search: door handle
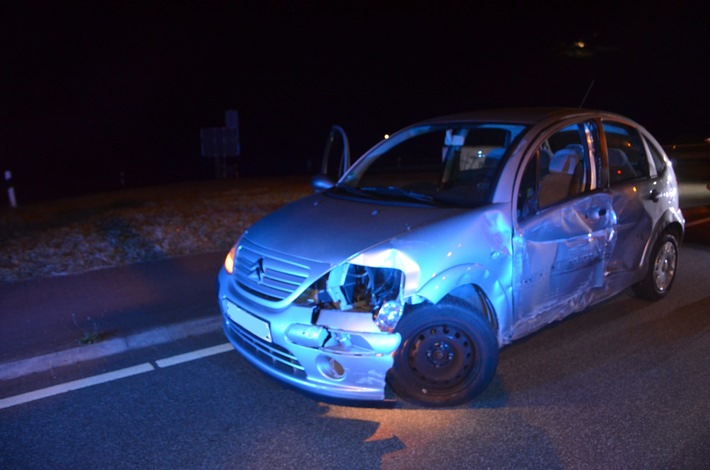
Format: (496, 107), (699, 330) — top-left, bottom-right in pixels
(648, 189), (660, 203)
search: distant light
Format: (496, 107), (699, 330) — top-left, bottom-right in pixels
(384, 134), (390, 139)
(575, 41), (586, 48)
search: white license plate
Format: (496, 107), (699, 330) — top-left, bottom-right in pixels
(225, 302), (272, 343)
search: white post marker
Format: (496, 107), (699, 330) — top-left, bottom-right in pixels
(5, 170), (17, 208)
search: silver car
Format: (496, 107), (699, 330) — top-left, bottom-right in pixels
(216, 108), (684, 406)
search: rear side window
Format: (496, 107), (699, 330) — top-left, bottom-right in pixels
(644, 136), (667, 175)
(602, 121), (650, 183)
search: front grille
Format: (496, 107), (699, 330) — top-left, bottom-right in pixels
(226, 317), (306, 379)
(234, 240), (310, 302)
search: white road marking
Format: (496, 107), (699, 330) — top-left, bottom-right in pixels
(0, 363), (154, 410)
(155, 343), (233, 368)
(0, 316), (222, 381)
(0, 343), (235, 410)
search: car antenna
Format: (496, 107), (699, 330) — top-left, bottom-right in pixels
(578, 80), (595, 108)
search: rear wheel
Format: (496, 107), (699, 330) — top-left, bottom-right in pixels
(633, 232), (679, 300)
(388, 300), (498, 406)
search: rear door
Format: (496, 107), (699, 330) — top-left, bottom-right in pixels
(602, 120), (663, 280)
(512, 119), (616, 339)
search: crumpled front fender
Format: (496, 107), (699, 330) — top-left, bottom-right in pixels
(416, 263), (512, 346)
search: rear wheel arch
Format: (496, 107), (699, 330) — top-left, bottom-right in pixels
(655, 209), (684, 246)
(638, 215), (683, 275)
(664, 220), (684, 244)
(633, 228), (680, 300)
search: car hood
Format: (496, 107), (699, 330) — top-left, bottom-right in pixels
(242, 193), (463, 265)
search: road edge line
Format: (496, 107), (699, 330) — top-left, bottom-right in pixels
(0, 363), (155, 410)
(0, 316), (222, 381)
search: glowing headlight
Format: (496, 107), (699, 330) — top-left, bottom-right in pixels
(224, 246), (236, 274)
(374, 300), (404, 333)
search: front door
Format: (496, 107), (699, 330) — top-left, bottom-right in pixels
(512, 120), (616, 339)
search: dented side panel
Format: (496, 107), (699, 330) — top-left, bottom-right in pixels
(512, 192), (616, 340)
(412, 206), (514, 345)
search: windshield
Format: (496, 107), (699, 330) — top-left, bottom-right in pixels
(335, 123), (527, 207)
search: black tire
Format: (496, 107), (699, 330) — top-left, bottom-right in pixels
(387, 300), (498, 406)
(633, 232), (679, 301)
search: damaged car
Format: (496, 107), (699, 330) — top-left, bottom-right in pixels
(216, 108), (684, 406)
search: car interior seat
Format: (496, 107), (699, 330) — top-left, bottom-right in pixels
(538, 145), (583, 207)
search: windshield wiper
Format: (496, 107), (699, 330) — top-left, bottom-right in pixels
(331, 184), (376, 199)
(360, 186), (435, 204)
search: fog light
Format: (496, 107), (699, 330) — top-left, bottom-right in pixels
(316, 355), (346, 380)
(375, 300), (403, 333)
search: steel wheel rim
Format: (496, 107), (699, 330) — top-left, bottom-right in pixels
(653, 240), (677, 292)
(406, 324), (475, 389)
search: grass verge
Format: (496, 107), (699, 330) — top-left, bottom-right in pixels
(0, 176), (311, 282)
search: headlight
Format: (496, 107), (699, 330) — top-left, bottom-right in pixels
(224, 246), (236, 274)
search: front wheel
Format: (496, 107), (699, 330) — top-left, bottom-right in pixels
(633, 232), (679, 301)
(387, 301), (498, 406)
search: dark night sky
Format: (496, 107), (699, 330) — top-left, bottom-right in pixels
(1, 1), (708, 202)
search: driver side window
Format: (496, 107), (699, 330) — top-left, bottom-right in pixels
(518, 123), (592, 220)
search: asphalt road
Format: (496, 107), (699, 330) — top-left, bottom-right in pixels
(1, 243), (708, 468)
(1, 178), (708, 469)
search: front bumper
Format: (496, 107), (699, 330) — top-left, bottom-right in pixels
(218, 297), (401, 402)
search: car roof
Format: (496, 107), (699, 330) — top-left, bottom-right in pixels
(415, 107), (629, 127)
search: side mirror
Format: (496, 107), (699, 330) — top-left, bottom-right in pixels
(311, 174), (336, 192)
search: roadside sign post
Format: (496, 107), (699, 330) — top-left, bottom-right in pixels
(4, 170), (17, 208)
(201, 110), (240, 179)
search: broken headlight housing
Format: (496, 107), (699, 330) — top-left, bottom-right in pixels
(296, 263), (405, 333)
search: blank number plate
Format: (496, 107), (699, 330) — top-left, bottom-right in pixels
(225, 302), (272, 343)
